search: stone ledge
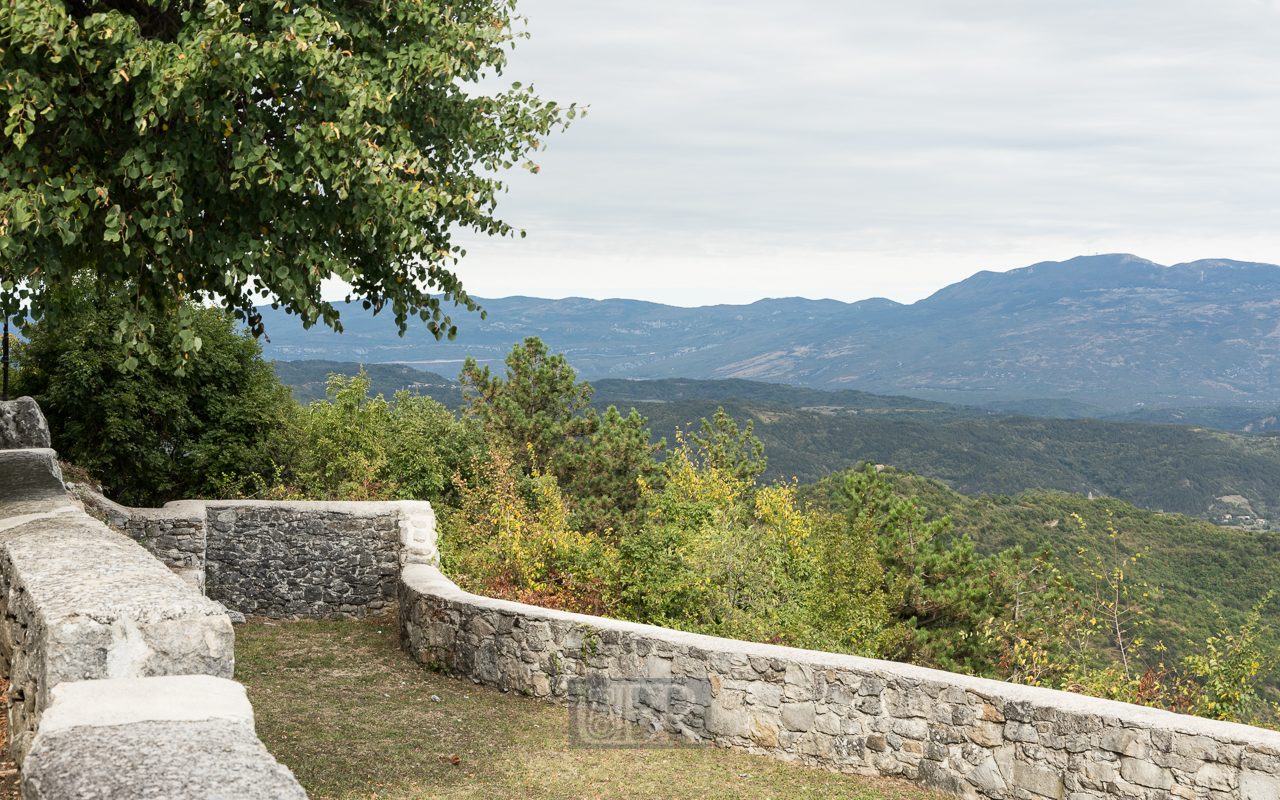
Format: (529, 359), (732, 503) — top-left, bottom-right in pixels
(22, 676), (305, 800)
(38, 675), (252, 734)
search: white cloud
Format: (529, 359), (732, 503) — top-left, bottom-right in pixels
(415, 1), (1280, 304)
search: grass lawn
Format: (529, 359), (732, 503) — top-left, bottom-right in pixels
(235, 614), (945, 800)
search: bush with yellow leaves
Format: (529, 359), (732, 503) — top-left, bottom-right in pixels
(439, 443), (618, 616)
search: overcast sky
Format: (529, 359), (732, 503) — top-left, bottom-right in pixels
(429, 1), (1280, 306)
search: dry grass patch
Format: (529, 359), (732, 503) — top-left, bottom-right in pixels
(235, 614), (944, 800)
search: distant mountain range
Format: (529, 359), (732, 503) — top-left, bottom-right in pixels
(256, 254), (1280, 410)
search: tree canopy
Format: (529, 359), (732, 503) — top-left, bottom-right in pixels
(1, 0), (578, 372)
(460, 336), (665, 537)
(13, 276), (294, 505)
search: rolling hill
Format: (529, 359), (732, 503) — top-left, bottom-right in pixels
(268, 361), (1280, 524)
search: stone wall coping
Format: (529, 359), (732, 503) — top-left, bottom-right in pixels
(165, 498), (432, 515)
(403, 563), (1280, 748)
(38, 676), (253, 735)
(2, 513), (229, 626)
(120, 503), (204, 523)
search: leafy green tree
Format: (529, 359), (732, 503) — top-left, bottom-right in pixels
(566, 405), (665, 538)
(235, 370), (483, 504)
(1184, 592), (1279, 722)
(690, 407), (766, 483)
(14, 277), (293, 505)
(461, 337), (662, 536)
(460, 337), (596, 474)
(797, 513), (894, 655)
(1, 0), (580, 370)
(841, 464), (1072, 676)
(386, 391), (487, 507)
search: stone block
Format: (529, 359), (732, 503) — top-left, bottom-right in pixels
(749, 680), (782, 708)
(781, 701), (815, 731)
(814, 712), (842, 736)
(707, 692), (749, 738)
(1006, 721), (1039, 743)
(21, 675), (305, 799)
(1243, 771), (1280, 800)
(1121, 757), (1173, 790)
(0, 448), (64, 506)
(969, 755), (1007, 793)
(858, 677), (886, 696)
(1195, 761), (1236, 792)
(0, 398), (51, 450)
(1011, 760), (1065, 799)
(886, 686), (931, 718)
(968, 720), (1004, 747)
(748, 711), (780, 747)
(892, 718), (929, 741)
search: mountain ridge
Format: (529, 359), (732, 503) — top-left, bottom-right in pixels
(257, 254), (1280, 409)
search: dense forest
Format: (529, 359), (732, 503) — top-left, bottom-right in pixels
(12, 302), (1280, 728)
(271, 362), (1280, 525)
(617, 400), (1280, 523)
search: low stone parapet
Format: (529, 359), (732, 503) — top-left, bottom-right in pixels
(79, 491), (437, 620)
(21, 675), (306, 799)
(399, 563), (1280, 800)
(200, 500), (411, 619)
(0, 450), (235, 764)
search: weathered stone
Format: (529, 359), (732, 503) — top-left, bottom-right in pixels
(814, 711), (842, 736)
(0, 397), (50, 450)
(707, 692), (749, 738)
(1012, 760), (1065, 799)
(858, 695), (884, 715)
(893, 718), (929, 741)
(969, 755), (1008, 793)
(967, 720), (1004, 747)
(1195, 761), (1236, 792)
(0, 448), (64, 506)
(24, 711), (305, 799)
(924, 741), (948, 761)
(1243, 771), (1280, 800)
(1006, 720), (1039, 743)
(858, 678), (886, 696)
(781, 701), (815, 732)
(748, 711), (779, 747)
(1121, 757), (1173, 790)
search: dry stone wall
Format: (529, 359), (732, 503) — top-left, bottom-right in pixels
(400, 564), (1280, 800)
(81, 491), (437, 620)
(203, 502), (404, 618)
